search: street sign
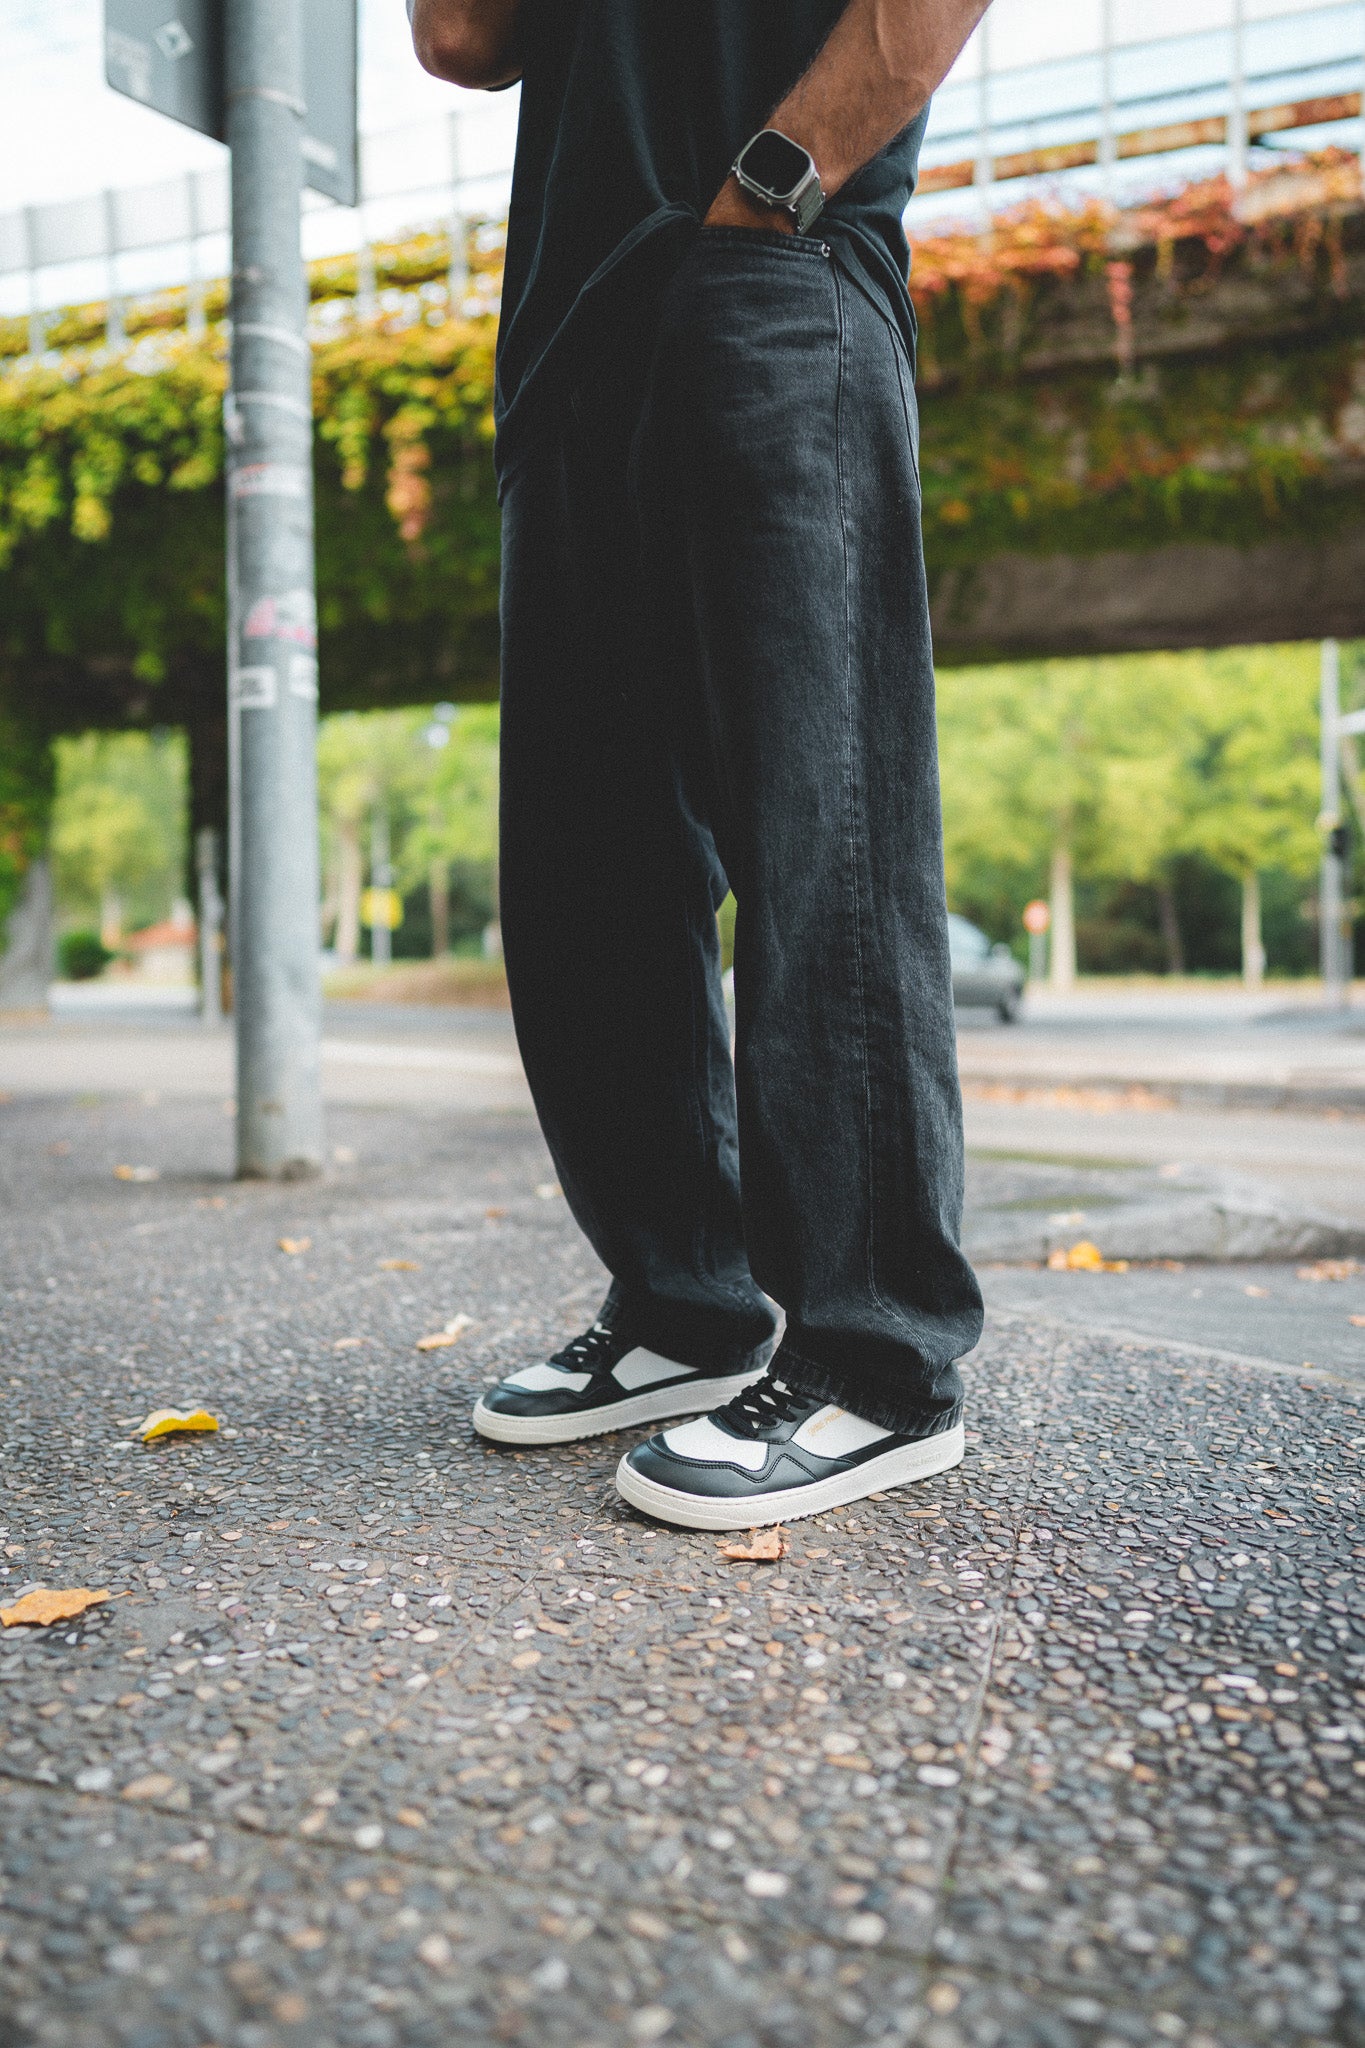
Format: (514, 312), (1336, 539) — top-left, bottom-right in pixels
(104, 0), (358, 206)
(361, 887), (403, 931)
(1023, 899), (1051, 934)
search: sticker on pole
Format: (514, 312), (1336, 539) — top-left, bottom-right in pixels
(243, 590), (317, 649)
(232, 666), (277, 711)
(230, 463), (309, 501)
(288, 655), (319, 700)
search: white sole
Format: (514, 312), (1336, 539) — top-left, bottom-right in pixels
(470, 1366), (767, 1447)
(614, 1420), (965, 1530)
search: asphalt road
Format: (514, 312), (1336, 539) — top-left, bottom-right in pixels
(1, 1091), (1363, 2048)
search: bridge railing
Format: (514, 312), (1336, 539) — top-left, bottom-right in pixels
(1, 0), (1362, 353)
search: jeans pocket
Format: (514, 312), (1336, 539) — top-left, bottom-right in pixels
(694, 225), (832, 260)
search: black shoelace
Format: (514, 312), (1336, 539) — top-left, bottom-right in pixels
(716, 1370), (808, 1438)
(548, 1320), (621, 1375)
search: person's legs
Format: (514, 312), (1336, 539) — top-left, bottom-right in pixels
(496, 410), (776, 1382)
(633, 228), (982, 1435)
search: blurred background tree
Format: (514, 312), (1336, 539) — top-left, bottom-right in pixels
(50, 730), (187, 946)
(403, 703), (501, 956)
(315, 703), (499, 962)
(1177, 648), (1322, 989)
(38, 643), (1359, 988)
(937, 642), (1352, 982)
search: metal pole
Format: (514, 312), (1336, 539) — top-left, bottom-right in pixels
(448, 111), (467, 314)
(23, 206), (45, 360)
(1320, 637), (1346, 1006)
(196, 827), (224, 1026)
(973, 12), (992, 232)
(103, 188), (126, 348)
(1098, 0), (1116, 196)
(1228, 0), (1248, 188)
(357, 223), (377, 321)
(186, 172), (207, 340)
(226, 0), (325, 1177)
(371, 805), (393, 969)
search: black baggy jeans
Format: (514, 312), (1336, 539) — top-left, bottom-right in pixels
(498, 226), (983, 1432)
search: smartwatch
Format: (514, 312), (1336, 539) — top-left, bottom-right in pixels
(731, 129), (826, 235)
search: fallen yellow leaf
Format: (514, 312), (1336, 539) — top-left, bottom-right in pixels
(1, 1586), (109, 1627)
(278, 1237), (311, 1255)
(416, 1313), (474, 1352)
(379, 1258), (421, 1272)
(1047, 1240), (1128, 1273)
(1350, 1314), (1365, 1328)
(1298, 1259), (1359, 1282)
(719, 1527), (786, 1562)
(137, 1407), (220, 1442)
(114, 1164), (159, 1183)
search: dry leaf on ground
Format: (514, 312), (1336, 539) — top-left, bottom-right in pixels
(137, 1407), (220, 1441)
(379, 1258), (421, 1272)
(1298, 1259), (1359, 1283)
(278, 1237), (311, 1255)
(1, 1586), (109, 1627)
(114, 1164), (159, 1183)
(416, 1313), (474, 1352)
(1047, 1240), (1129, 1273)
(719, 1527), (786, 1562)
(1350, 1315), (1365, 1328)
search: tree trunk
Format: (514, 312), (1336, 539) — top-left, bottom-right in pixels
(429, 860), (449, 958)
(183, 673), (228, 912)
(100, 889), (123, 949)
(1049, 841), (1076, 990)
(1156, 880), (1185, 975)
(335, 817), (362, 966)
(483, 852), (502, 961)
(1241, 869), (1266, 991)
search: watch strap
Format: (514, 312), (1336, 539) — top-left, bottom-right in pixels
(732, 131), (826, 235)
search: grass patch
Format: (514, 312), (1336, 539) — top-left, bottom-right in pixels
(323, 958), (509, 1008)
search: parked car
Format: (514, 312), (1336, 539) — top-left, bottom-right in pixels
(948, 913), (1025, 1022)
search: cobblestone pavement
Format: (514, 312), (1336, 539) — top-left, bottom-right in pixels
(1, 1095), (1363, 2048)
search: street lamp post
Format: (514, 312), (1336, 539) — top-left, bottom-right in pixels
(226, 0), (324, 1176)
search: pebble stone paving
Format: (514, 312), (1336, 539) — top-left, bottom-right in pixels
(1, 1094), (1363, 2048)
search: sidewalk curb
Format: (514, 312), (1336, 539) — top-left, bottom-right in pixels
(983, 1302), (1365, 1395)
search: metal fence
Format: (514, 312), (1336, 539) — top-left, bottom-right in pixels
(2, 0), (1363, 347)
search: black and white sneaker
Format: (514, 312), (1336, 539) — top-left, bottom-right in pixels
(614, 1367), (963, 1529)
(471, 1320), (771, 1446)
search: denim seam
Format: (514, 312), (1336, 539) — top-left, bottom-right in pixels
(833, 264), (898, 1348)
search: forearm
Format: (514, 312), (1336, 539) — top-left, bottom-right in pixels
(408, 0), (522, 88)
(708, 0), (991, 226)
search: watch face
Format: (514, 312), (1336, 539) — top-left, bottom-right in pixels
(739, 129), (812, 200)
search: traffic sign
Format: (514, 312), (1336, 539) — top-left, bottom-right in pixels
(361, 887), (403, 932)
(104, 0), (358, 206)
(1022, 899), (1051, 935)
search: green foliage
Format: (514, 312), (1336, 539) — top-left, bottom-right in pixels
(0, 706), (54, 947)
(316, 704), (500, 956)
(937, 644), (1333, 971)
(50, 730), (188, 931)
(58, 930), (114, 981)
(0, 317), (501, 744)
(919, 340), (1362, 568)
(405, 705), (500, 876)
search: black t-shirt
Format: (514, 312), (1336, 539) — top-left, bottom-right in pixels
(492, 0), (929, 467)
